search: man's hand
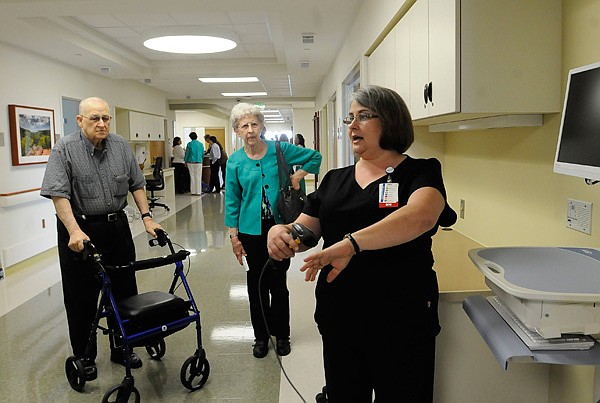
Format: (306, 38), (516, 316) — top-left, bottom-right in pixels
(68, 229), (90, 252)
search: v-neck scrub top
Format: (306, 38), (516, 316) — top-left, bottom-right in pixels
(304, 156), (448, 336)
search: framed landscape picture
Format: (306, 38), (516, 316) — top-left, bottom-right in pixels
(9, 104), (56, 166)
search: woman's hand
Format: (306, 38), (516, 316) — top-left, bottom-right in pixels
(300, 238), (355, 283)
(231, 236), (247, 266)
(267, 224), (298, 261)
(290, 169), (307, 190)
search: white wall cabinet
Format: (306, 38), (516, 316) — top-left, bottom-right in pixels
(116, 109), (164, 141)
(408, 0), (459, 120)
(367, 28), (396, 91)
(368, 0), (561, 126)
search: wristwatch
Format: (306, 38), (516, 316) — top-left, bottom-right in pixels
(141, 212), (153, 219)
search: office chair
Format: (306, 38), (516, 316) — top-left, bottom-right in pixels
(146, 156), (170, 212)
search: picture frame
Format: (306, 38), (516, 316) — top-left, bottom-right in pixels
(9, 104), (56, 166)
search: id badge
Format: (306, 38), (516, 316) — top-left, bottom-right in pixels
(379, 182), (399, 208)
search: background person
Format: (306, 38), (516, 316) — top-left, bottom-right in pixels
(41, 96), (162, 380)
(292, 133), (307, 192)
(206, 135), (222, 193)
(294, 133), (305, 148)
(184, 131), (204, 195)
(224, 103), (321, 358)
(211, 136), (228, 188)
(267, 85), (456, 402)
(172, 136), (190, 194)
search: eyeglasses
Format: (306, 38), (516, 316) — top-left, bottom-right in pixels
(80, 114), (112, 123)
(342, 113), (379, 125)
(238, 122), (260, 131)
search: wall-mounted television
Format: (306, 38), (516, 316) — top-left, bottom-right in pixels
(554, 60), (600, 182)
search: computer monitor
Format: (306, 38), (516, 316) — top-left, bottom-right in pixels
(554, 60), (600, 182)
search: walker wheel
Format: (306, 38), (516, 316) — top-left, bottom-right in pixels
(65, 356), (86, 392)
(145, 338), (166, 359)
(101, 383), (140, 403)
(315, 386), (328, 403)
(180, 351), (210, 391)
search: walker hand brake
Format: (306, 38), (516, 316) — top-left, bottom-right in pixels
(149, 229), (169, 247)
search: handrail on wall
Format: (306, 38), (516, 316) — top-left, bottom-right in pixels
(0, 188), (43, 208)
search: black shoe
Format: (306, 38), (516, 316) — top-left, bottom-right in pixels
(83, 359), (97, 381)
(110, 350), (142, 369)
(252, 339), (268, 358)
(276, 338), (291, 356)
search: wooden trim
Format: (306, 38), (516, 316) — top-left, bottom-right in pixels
(0, 188), (41, 197)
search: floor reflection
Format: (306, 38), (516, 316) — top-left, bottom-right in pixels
(0, 193), (283, 403)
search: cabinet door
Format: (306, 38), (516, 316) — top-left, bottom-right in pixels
(153, 116), (164, 141)
(428, 0), (459, 116)
(129, 111), (143, 141)
(142, 114), (153, 140)
(368, 26), (396, 89)
(394, 16), (410, 105)
(408, 0), (458, 119)
(408, 0), (430, 119)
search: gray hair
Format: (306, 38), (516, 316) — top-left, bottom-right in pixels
(229, 103), (265, 130)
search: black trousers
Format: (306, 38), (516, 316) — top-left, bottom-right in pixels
(57, 212), (137, 360)
(239, 219), (291, 341)
(321, 330), (436, 403)
(209, 160), (221, 192)
(173, 162), (190, 193)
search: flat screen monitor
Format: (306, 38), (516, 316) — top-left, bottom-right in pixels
(554, 60), (600, 182)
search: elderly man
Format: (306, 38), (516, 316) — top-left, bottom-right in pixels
(41, 97), (162, 380)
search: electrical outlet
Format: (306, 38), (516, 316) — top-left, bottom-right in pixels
(459, 199), (465, 219)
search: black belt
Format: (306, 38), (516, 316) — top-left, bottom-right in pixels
(77, 211), (125, 222)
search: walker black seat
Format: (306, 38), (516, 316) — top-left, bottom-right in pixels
(118, 291), (192, 345)
(119, 291), (188, 319)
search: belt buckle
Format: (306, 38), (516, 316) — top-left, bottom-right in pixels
(107, 213), (118, 222)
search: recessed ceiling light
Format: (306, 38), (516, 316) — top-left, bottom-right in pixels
(222, 92), (267, 97)
(142, 26), (238, 54)
(144, 35), (236, 54)
(199, 77), (259, 83)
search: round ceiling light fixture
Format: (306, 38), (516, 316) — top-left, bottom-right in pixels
(143, 26), (238, 54)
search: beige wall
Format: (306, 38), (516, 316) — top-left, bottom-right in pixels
(315, 0), (600, 401)
(440, 1), (600, 401)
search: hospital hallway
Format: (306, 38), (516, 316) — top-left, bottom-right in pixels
(0, 192), (324, 402)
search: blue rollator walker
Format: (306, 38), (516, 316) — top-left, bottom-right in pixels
(65, 229), (210, 402)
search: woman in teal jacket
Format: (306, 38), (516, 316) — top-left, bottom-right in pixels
(225, 103), (321, 358)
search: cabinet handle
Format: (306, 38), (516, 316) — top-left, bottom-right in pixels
(423, 83), (429, 106)
(427, 81), (433, 105)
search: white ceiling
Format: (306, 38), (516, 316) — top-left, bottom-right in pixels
(0, 0), (363, 122)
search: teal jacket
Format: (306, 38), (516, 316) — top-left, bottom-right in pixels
(225, 140), (322, 235)
(184, 139), (204, 163)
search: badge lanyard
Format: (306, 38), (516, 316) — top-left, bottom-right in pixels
(379, 167), (399, 208)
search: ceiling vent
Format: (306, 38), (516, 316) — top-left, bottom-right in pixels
(100, 66), (110, 74)
(300, 61), (310, 69)
(302, 33), (315, 44)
